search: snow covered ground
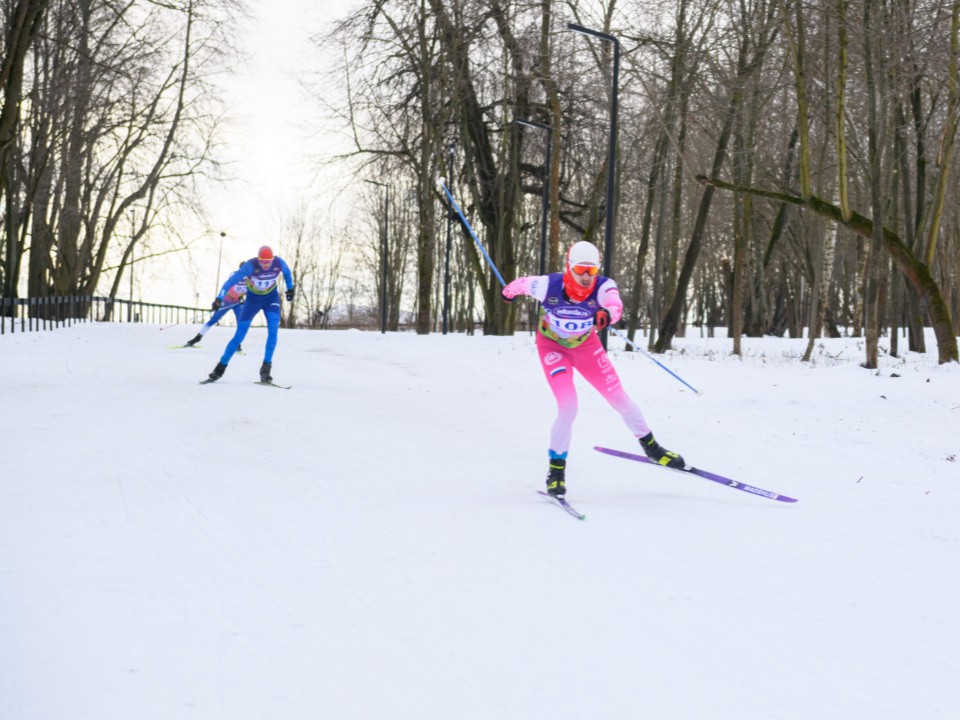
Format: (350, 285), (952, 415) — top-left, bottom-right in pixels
(2, 322), (958, 719)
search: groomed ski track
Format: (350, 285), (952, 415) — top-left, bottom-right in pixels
(1, 324), (957, 720)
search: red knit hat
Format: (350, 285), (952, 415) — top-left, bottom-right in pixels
(258, 245), (274, 261)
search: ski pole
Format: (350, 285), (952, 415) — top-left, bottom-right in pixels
(159, 316), (203, 331)
(437, 177), (507, 287)
(159, 302), (241, 331)
(609, 326), (701, 395)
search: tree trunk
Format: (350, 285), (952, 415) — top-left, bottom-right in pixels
(416, 3), (438, 334)
(538, 0), (562, 272)
(862, 0), (886, 369)
(627, 132), (667, 347)
(802, 219), (838, 362)
(920, 1), (960, 268)
(1, 0), (51, 298)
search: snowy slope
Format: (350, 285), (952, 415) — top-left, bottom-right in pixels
(1, 323), (958, 720)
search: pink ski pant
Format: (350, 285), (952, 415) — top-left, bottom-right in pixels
(537, 331), (650, 455)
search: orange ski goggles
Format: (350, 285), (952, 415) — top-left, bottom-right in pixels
(571, 264), (599, 276)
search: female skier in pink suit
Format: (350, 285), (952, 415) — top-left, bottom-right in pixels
(502, 240), (685, 498)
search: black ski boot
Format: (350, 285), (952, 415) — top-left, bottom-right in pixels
(208, 362), (227, 382)
(546, 457), (567, 497)
(237, 344), (243, 353)
(185, 333), (202, 347)
(259, 362), (273, 383)
(639, 432), (685, 469)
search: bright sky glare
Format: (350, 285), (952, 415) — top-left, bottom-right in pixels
(141, 0), (358, 306)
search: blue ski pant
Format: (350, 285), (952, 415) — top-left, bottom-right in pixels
(219, 290), (282, 365)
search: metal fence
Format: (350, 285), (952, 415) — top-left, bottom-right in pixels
(0, 296), (206, 335)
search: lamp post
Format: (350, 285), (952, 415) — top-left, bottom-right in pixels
(215, 231), (226, 295)
(128, 245), (135, 322)
(442, 143), (455, 335)
(568, 22), (620, 348)
(514, 119), (552, 275)
(365, 179), (389, 334)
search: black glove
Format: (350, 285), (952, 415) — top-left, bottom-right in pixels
(211, 298), (222, 311)
(594, 308), (610, 331)
(285, 288), (295, 301)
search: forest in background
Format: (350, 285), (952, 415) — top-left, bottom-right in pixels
(318, 0), (959, 366)
(2, 1), (959, 365)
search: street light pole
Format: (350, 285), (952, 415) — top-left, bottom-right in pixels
(514, 119), (552, 275)
(383, 189), (388, 333)
(568, 22), (620, 348)
(215, 231), (226, 296)
(365, 179), (389, 333)
(129, 245), (134, 322)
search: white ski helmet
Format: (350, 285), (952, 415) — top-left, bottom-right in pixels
(566, 241), (601, 271)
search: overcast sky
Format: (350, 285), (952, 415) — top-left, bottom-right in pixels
(142, 0), (358, 306)
(206, 0), (347, 254)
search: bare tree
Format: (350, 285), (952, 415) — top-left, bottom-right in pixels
(0, 0), (51, 300)
(656, 0), (782, 353)
(315, 0), (446, 333)
(2, 0), (236, 317)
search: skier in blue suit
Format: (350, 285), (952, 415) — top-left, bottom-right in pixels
(206, 245), (294, 384)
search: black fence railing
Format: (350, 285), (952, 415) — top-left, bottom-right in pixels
(0, 296), (207, 335)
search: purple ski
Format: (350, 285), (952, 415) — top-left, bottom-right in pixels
(594, 446), (798, 503)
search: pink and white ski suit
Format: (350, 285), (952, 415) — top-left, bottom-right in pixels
(503, 272), (652, 455)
